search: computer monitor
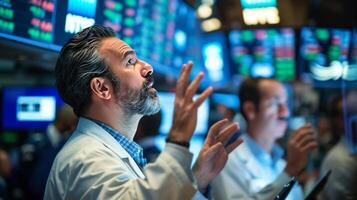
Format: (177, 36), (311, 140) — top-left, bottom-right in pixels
(157, 91), (209, 135)
(299, 27), (353, 87)
(1, 0), (204, 79)
(229, 28), (295, 81)
(172, 1), (204, 78)
(201, 31), (231, 87)
(130, 0), (203, 77)
(0, 1), (142, 51)
(2, 87), (64, 130)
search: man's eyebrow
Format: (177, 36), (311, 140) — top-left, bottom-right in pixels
(266, 96), (280, 104)
(272, 96), (281, 102)
(122, 50), (136, 59)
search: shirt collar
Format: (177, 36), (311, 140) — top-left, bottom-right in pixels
(88, 118), (147, 167)
(243, 134), (284, 166)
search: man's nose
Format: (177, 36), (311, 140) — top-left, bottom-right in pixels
(140, 60), (153, 78)
(279, 103), (290, 118)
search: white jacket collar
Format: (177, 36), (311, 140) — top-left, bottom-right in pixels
(70, 117), (145, 178)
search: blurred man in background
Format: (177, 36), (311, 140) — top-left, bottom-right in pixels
(212, 77), (317, 200)
(319, 92), (357, 200)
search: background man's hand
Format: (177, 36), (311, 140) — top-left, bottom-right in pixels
(168, 61), (213, 143)
(285, 124), (317, 176)
(192, 119), (243, 193)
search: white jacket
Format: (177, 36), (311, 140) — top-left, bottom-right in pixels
(44, 117), (203, 200)
(211, 134), (303, 200)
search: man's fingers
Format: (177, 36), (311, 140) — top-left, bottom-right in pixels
(293, 129), (315, 144)
(192, 86), (213, 108)
(205, 142), (225, 160)
(226, 138), (243, 153)
(207, 119), (230, 144)
(297, 134), (316, 148)
(215, 123), (240, 146)
(175, 64), (187, 98)
(301, 141), (318, 152)
(214, 147), (228, 167)
(210, 119), (230, 133)
(176, 62), (193, 98)
(290, 125), (314, 143)
(185, 72), (204, 101)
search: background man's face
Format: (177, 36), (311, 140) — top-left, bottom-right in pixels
(254, 80), (290, 139)
(99, 37), (160, 115)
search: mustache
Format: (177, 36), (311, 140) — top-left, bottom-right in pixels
(143, 74), (154, 89)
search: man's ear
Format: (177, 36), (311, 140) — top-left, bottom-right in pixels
(242, 101), (256, 120)
(90, 77), (112, 100)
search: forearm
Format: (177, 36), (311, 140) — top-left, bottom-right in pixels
(134, 147), (197, 200)
(163, 142), (194, 180)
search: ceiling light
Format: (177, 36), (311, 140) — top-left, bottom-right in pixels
(197, 4), (212, 19)
(201, 18), (221, 32)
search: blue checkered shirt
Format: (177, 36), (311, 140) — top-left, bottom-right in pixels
(91, 119), (147, 167)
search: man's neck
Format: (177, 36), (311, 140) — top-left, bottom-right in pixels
(247, 126), (275, 153)
(84, 104), (141, 140)
(115, 113), (141, 140)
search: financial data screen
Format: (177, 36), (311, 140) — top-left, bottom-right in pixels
(0, 0), (203, 76)
(299, 27), (354, 87)
(229, 28), (295, 81)
(0, 0), (60, 50)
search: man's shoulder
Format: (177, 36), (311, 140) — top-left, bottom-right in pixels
(324, 141), (348, 162)
(45, 130), (137, 199)
(53, 131), (106, 166)
(323, 141), (356, 170)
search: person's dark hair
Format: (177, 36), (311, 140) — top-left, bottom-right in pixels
(55, 25), (117, 116)
(238, 77), (265, 120)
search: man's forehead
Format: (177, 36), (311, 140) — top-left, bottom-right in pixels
(99, 37), (134, 57)
(259, 79), (286, 98)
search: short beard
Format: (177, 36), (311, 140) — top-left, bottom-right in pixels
(122, 86), (160, 116)
(108, 72), (160, 116)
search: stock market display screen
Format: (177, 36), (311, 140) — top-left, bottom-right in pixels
(172, 1), (203, 76)
(0, 0), (140, 50)
(0, 0), (203, 76)
(229, 28), (295, 81)
(134, 0), (176, 72)
(201, 31), (230, 87)
(133, 0), (203, 76)
(299, 27), (354, 87)
(0, 0), (60, 50)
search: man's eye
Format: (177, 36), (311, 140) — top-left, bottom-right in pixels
(128, 58), (137, 65)
(267, 98), (279, 107)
